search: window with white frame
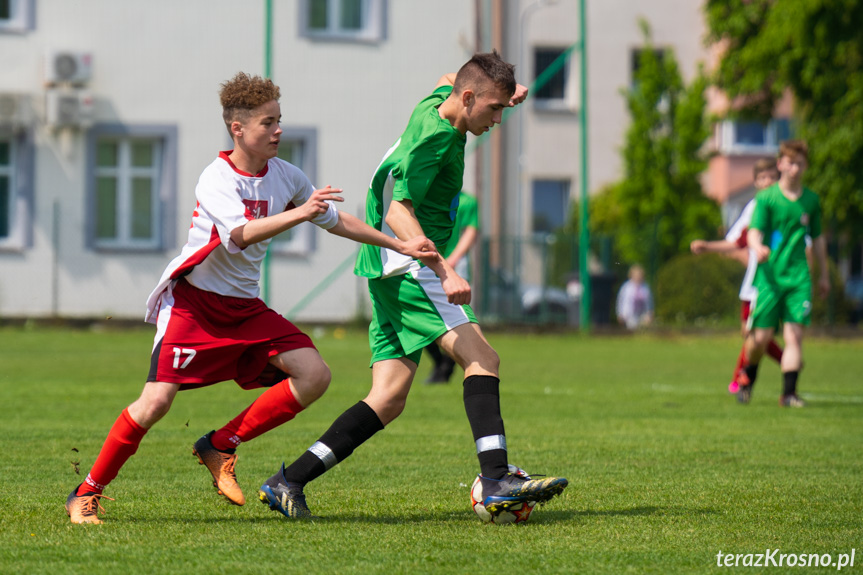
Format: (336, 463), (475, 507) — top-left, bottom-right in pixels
(719, 118), (793, 153)
(87, 126), (177, 251)
(300, 0), (386, 43)
(534, 48), (570, 110)
(0, 131), (33, 250)
(532, 179), (570, 236)
(270, 127), (318, 256)
(0, 0), (34, 33)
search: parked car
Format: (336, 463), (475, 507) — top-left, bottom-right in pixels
(481, 268), (575, 324)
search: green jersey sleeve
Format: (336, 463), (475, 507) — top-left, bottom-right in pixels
(391, 132), (449, 207)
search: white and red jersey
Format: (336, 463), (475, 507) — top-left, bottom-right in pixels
(145, 151), (339, 323)
(725, 199), (756, 248)
(725, 199), (759, 303)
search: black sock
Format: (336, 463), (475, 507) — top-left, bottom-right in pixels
(744, 363), (759, 386)
(783, 371), (799, 396)
(463, 375), (508, 480)
(281, 401), (384, 486)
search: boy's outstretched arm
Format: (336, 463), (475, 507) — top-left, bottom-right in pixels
(231, 186), (344, 249)
(327, 210), (435, 260)
(690, 239), (738, 254)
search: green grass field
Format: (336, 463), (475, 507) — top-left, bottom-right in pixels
(0, 325), (860, 574)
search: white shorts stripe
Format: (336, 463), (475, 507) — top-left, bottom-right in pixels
(152, 281), (176, 352)
(746, 288), (758, 333)
(414, 266), (472, 331)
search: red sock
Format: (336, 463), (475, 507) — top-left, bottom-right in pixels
(211, 380), (304, 450)
(78, 408), (147, 495)
(731, 346), (747, 382)
(767, 340), (783, 363)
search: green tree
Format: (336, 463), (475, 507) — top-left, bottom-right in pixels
(705, 0), (863, 242)
(588, 21), (720, 276)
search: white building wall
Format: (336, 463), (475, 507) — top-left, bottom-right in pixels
(502, 0), (707, 244)
(588, 0), (706, 193)
(0, 0), (476, 321)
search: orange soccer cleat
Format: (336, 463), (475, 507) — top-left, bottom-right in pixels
(193, 431), (245, 506)
(65, 486), (114, 525)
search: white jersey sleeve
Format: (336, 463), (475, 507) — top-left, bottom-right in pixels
(725, 199), (756, 245)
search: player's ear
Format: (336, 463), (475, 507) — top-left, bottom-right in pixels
(231, 120), (244, 140)
(461, 89), (474, 108)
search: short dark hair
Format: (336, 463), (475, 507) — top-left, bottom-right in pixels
(453, 50), (516, 97)
(779, 139), (809, 162)
(219, 72), (281, 133)
(752, 157), (779, 179)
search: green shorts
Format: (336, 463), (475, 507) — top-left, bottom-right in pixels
(367, 266), (477, 366)
(749, 279), (812, 330)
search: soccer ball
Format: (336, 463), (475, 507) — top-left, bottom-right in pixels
(470, 464), (536, 525)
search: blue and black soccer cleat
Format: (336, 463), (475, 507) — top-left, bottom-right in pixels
(480, 472), (568, 514)
(258, 463), (316, 519)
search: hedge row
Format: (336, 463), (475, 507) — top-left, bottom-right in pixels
(654, 253), (849, 326)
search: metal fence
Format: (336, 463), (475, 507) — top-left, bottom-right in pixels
(474, 234), (619, 327)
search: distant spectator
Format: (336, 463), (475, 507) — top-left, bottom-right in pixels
(616, 265), (653, 329)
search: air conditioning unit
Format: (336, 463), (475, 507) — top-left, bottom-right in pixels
(44, 50), (93, 85)
(0, 93), (32, 129)
(46, 90), (94, 128)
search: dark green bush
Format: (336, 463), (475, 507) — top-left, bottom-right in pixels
(810, 258), (849, 326)
(655, 253), (744, 324)
(655, 252), (849, 326)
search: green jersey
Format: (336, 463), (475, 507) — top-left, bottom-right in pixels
(355, 86), (466, 279)
(750, 183), (822, 289)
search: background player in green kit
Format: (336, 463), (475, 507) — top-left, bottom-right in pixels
(258, 51), (568, 519)
(737, 140), (830, 407)
(424, 190), (479, 383)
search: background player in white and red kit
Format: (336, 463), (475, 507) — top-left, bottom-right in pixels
(65, 72), (436, 524)
(690, 159), (782, 394)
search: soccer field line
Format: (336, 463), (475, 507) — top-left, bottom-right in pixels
(651, 383), (863, 403)
(798, 393), (863, 404)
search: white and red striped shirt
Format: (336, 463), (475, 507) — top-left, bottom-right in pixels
(145, 151), (338, 323)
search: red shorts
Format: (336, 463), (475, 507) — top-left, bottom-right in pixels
(147, 279), (315, 390)
(740, 301), (752, 323)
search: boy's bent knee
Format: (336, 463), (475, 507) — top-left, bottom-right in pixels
(292, 361), (331, 405)
(463, 347), (499, 377)
(366, 395), (406, 426)
(129, 396), (172, 428)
